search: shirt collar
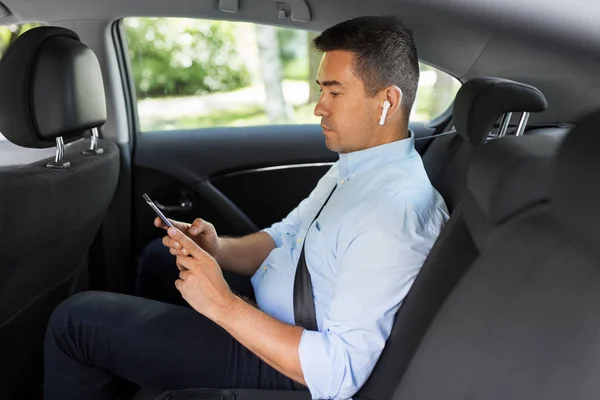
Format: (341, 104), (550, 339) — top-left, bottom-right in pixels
(338, 129), (416, 180)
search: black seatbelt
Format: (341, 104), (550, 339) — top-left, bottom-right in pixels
(293, 185), (336, 331)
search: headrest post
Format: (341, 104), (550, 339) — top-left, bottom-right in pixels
(46, 137), (71, 169)
(515, 112), (530, 136)
(498, 112), (512, 137)
(81, 127), (104, 155)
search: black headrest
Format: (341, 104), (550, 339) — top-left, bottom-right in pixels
(553, 110), (600, 246)
(454, 77), (548, 148)
(467, 135), (563, 224)
(0, 26), (106, 149)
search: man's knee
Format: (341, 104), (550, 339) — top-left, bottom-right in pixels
(47, 291), (120, 337)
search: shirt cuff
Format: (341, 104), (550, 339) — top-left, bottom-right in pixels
(299, 329), (348, 399)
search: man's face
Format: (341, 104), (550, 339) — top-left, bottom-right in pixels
(314, 50), (380, 154)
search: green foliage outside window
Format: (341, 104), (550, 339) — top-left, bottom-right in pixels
(124, 18), (251, 100)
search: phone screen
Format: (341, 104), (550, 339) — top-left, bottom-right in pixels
(143, 193), (174, 228)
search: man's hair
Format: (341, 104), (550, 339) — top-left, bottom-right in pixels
(314, 16), (420, 118)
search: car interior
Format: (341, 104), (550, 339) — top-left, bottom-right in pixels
(0, 0), (599, 399)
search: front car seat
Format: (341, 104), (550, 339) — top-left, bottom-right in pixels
(0, 26), (119, 397)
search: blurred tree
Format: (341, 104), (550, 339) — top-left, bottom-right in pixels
(0, 23), (42, 56)
(124, 18), (250, 99)
(277, 28), (309, 81)
(277, 28), (301, 67)
(255, 24), (293, 122)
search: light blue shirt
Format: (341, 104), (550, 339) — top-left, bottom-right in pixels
(251, 132), (449, 399)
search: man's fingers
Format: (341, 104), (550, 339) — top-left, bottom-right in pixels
(168, 228), (208, 260)
(154, 217), (166, 229)
(155, 216), (188, 231)
(170, 248), (190, 257)
(175, 261), (187, 271)
(175, 254), (197, 271)
(188, 218), (204, 236)
(179, 270), (190, 280)
(162, 236), (182, 250)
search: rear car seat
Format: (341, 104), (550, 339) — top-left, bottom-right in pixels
(148, 134), (565, 400)
(394, 109), (600, 400)
(355, 77), (558, 400)
(423, 76), (548, 212)
(0, 27), (119, 397)
(140, 79), (563, 400)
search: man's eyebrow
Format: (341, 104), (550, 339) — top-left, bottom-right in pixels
(316, 79), (344, 88)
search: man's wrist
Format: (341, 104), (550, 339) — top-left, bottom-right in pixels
(214, 236), (225, 266)
(213, 294), (244, 328)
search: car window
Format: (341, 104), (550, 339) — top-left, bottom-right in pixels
(0, 23), (56, 167)
(123, 17), (461, 133)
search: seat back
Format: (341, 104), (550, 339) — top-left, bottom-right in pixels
(0, 27), (119, 397)
(394, 110), (600, 400)
(423, 77), (548, 212)
(357, 78), (557, 400)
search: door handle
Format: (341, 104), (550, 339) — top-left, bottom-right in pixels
(154, 199), (193, 212)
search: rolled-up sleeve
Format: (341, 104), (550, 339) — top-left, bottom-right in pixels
(298, 210), (433, 399)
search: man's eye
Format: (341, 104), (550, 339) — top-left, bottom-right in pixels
(330, 92), (339, 97)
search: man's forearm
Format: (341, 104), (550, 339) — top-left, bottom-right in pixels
(216, 231), (276, 276)
(216, 296), (306, 385)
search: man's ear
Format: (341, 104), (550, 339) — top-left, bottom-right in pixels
(380, 86), (403, 123)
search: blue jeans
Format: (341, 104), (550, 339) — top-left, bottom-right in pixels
(43, 239), (297, 399)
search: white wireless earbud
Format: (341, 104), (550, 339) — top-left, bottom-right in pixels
(379, 100), (391, 126)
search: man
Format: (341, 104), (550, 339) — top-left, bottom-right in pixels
(44, 16), (448, 400)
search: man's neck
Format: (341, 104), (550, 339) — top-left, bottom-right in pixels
(371, 123), (410, 147)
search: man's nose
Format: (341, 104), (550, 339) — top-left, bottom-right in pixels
(314, 99), (328, 118)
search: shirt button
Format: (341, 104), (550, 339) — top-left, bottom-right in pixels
(352, 174), (356, 179)
(340, 179), (345, 185)
(296, 238), (302, 245)
(263, 265), (267, 271)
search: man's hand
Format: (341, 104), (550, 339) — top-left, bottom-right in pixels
(162, 227), (306, 386)
(155, 217), (220, 259)
(166, 227), (235, 321)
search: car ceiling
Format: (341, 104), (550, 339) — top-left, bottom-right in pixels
(2, 0), (600, 124)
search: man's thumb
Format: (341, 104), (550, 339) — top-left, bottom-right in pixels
(188, 218), (204, 235)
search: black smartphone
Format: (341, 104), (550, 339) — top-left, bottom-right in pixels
(143, 193), (174, 228)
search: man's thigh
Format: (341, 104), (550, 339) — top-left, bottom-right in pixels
(136, 238), (255, 304)
(47, 291), (294, 393)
